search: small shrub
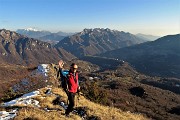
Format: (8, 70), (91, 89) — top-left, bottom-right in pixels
(81, 81), (108, 105)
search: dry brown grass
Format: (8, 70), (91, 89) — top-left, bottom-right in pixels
(52, 87), (149, 120)
(13, 63), (149, 120)
(14, 107), (80, 120)
(14, 87), (148, 120)
(14, 87), (81, 120)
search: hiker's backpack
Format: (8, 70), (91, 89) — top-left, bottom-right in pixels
(58, 69), (69, 90)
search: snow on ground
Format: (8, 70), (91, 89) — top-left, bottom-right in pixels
(0, 91), (41, 120)
(0, 90), (40, 120)
(0, 109), (18, 120)
(60, 102), (68, 110)
(29, 64), (49, 78)
(37, 64), (49, 77)
(2, 90), (40, 107)
(0, 64), (49, 120)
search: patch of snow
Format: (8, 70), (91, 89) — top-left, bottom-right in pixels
(44, 108), (50, 112)
(2, 91), (40, 107)
(19, 99), (40, 107)
(60, 102), (68, 109)
(25, 28), (39, 31)
(37, 64), (49, 76)
(2, 53), (6, 56)
(89, 77), (94, 80)
(21, 90), (40, 98)
(0, 109), (18, 120)
(94, 77), (99, 79)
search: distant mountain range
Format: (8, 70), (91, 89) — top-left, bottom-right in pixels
(0, 29), (76, 65)
(55, 28), (148, 57)
(100, 34), (180, 78)
(16, 28), (52, 38)
(3, 28), (179, 79)
(136, 33), (161, 41)
(16, 28), (75, 44)
(38, 33), (66, 45)
(1, 29), (180, 120)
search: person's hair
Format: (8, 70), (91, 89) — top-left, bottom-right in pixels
(70, 63), (76, 67)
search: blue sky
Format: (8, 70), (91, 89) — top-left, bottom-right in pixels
(0, 0), (179, 36)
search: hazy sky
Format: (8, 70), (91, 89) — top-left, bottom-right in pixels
(0, 0), (179, 36)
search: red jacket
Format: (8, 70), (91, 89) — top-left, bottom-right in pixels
(67, 72), (79, 93)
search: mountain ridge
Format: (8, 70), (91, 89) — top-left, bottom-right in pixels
(136, 33), (161, 41)
(100, 34), (180, 78)
(0, 29), (76, 65)
(55, 28), (148, 57)
(16, 28), (52, 38)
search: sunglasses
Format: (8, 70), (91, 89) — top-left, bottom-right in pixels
(71, 67), (78, 69)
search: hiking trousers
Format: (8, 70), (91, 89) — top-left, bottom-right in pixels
(65, 92), (75, 115)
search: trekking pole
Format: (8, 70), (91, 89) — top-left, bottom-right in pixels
(76, 94), (78, 107)
(76, 91), (80, 107)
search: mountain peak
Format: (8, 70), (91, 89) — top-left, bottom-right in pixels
(0, 29), (23, 41)
(16, 28), (52, 38)
(81, 28), (129, 35)
(25, 28), (39, 32)
(82, 28), (115, 33)
(55, 28), (147, 57)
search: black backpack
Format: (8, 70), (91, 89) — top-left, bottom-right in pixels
(57, 69), (69, 94)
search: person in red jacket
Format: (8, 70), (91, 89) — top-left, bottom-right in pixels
(58, 60), (80, 116)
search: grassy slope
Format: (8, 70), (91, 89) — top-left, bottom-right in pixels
(14, 87), (148, 120)
(14, 64), (148, 120)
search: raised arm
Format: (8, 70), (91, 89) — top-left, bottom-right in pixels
(59, 60), (64, 69)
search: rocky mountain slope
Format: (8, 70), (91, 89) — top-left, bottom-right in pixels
(100, 34), (180, 78)
(1, 29), (180, 120)
(77, 57), (180, 120)
(0, 63), (148, 120)
(16, 29), (74, 45)
(55, 28), (147, 57)
(0, 29), (76, 65)
(0, 58), (180, 120)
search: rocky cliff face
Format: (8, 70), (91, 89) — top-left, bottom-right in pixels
(0, 29), (76, 65)
(55, 28), (147, 57)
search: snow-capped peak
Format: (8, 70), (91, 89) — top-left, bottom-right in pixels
(25, 28), (39, 31)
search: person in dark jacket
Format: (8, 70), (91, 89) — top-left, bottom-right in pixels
(58, 60), (80, 116)
(57, 61), (69, 95)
